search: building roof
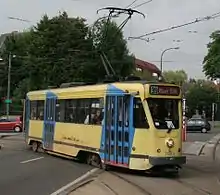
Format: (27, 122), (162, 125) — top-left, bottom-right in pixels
(135, 58), (161, 75)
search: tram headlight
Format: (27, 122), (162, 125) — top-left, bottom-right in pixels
(166, 138), (174, 148)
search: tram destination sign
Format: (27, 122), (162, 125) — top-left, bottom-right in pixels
(149, 85), (180, 96)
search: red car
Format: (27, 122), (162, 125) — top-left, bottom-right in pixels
(0, 115), (23, 132)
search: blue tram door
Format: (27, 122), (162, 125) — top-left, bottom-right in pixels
(103, 95), (133, 167)
(43, 95), (56, 150)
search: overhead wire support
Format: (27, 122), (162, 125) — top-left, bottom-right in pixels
(128, 11), (220, 40)
(97, 7), (145, 31)
(96, 6), (145, 80)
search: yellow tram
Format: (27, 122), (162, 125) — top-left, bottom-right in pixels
(24, 81), (186, 172)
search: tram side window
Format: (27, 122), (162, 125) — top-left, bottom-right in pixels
(36, 100), (44, 120)
(64, 99), (77, 123)
(30, 101), (37, 120)
(77, 99), (90, 124)
(133, 98), (149, 129)
(88, 98), (104, 125)
(56, 100), (65, 122)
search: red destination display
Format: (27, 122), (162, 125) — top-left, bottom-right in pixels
(149, 85), (180, 96)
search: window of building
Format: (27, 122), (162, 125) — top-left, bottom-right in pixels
(133, 98), (149, 129)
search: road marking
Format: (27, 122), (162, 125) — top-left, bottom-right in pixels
(20, 157), (44, 164)
(50, 168), (99, 195)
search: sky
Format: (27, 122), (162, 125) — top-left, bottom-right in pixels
(0, 0), (219, 79)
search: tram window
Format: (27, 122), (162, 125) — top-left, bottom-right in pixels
(36, 100), (44, 120)
(55, 100), (61, 122)
(89, 98), (104, 125)
(77, 99), (90, 124)
(64, 99), (77, 123)
(148, 98), (179, 129)
(30, 101), (37, 120)
(63, 98), (104, 124)
(57, 100), (65, 122)
(118, 96), (129, 127)
(133, 98), (149, 129)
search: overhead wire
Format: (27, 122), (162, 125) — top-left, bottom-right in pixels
(129, 11), (220, 40)
(125, 0), (139, 9)
(131, 0), (153, 9)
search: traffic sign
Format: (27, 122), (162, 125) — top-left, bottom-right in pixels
(4, 99), (12, 104)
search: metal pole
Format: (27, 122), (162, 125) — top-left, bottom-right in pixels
(160, 51), (164, 73)
(160, 47), (180, 73)
(6, 52), (11, 120)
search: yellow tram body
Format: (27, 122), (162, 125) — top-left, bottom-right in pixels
(25, 81), (186, 171)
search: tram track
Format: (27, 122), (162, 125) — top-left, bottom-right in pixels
(109, 171), (152, 195)
(174, 177), (212, 195)
(106, 169), (215, 195)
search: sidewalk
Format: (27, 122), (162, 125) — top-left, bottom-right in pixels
(68, 154), (220, 195)
(183, 133), (220, 159)
(68, 172), (146, 195)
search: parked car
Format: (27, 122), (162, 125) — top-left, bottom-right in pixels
(186, 118), (211, 133)
(0, 115), (23, 132)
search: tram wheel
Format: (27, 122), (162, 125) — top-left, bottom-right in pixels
(100, 161), (110, 171)
(86, 154), (92, 165)
(32, 141), (39, 152)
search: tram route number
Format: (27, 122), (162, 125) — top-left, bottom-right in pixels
(149, 85), (180, 96)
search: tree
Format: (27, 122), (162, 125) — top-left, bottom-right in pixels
(0, 31), (31, 97)
(203, 30), (220, 79)
(186, 81), (217, 118)
(89, 19), (135, 80)
(27, 12), (94, 87)
(1, 11), (135, 104)
(162, 70), (188, 85)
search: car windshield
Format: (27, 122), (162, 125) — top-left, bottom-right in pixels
(188, 119), (205, 125)
(147, 98), (179, 130)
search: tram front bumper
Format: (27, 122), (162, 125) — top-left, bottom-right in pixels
(149, 156), (186, 166)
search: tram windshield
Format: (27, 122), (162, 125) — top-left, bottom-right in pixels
(147, 98), (179, 130)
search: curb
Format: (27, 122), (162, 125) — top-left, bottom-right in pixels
(0, 133), (21, 139)
(182, 141), (206, 156)
(199, 133), (220, 161)
(50, 168), (100, 195)
(183, 133), (220, 158)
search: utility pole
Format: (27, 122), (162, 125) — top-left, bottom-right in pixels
(6, 52), (11, 120)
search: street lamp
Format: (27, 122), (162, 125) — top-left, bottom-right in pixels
(160, 47), (180, 72)
(0, 53), (16, 119)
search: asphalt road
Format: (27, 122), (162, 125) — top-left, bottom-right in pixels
(0, 134), (93, 195)
(186, 127), (220, 142)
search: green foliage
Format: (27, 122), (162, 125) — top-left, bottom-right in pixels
(89, 19), (135, 79)
(203, 30), (220, 79)
(162, 70), (188, 85)
(0, 11), (134, 108)
(186, 80), (217, 117)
